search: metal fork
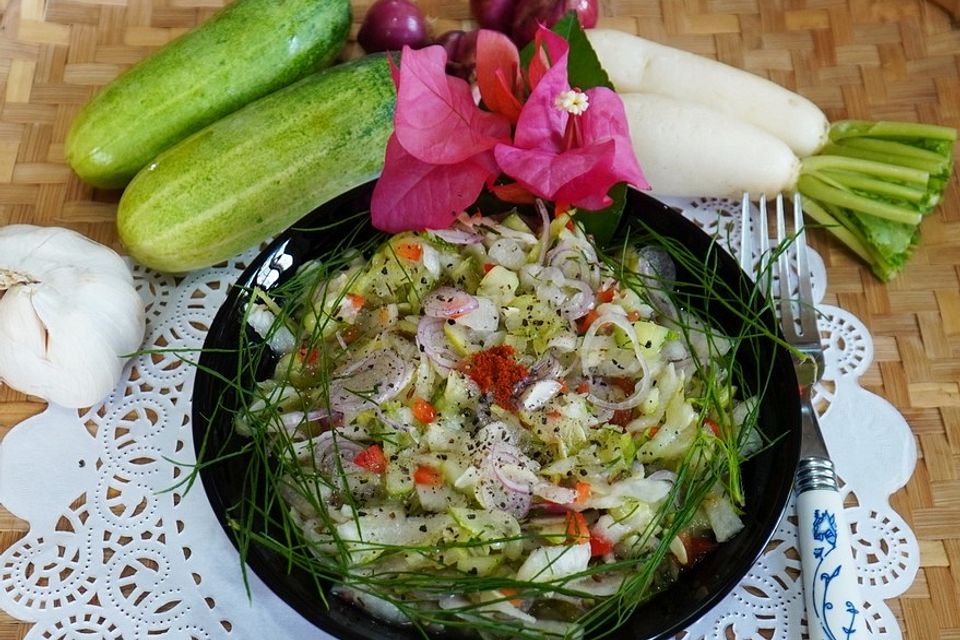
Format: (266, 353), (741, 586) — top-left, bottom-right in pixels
(741, 193), (867, 640)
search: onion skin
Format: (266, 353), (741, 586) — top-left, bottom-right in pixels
(511, 0), (599, 47)
(435, 29), (478, 80)
(358, 0), (429, 53)
(470, 0), (516, 33)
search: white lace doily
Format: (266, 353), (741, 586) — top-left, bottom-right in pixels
(0, 198), (919, 640)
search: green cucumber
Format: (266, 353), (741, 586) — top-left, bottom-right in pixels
(66, 0), (351, 189)
(117, 54), (396, 274)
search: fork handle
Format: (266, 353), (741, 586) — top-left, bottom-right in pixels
(797, 459), (868, 640)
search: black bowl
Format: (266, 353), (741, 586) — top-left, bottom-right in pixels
(192, 182), (801, 640)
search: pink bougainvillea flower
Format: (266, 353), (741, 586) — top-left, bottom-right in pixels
(476, 30), (524, 124)
(526, 26), (569, 91)
(372, 135), (501, 232)
(393, 45), (510, 165)
(494, 41), (649, 211)
(372, 45), (511, 232)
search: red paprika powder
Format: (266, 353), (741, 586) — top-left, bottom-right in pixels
(463, 345), (528, 410)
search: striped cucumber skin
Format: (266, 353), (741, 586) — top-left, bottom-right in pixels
(117, 55), (396, 273)
(66, 0), (351, 189)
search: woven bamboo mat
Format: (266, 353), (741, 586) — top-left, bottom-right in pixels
(1, 1), (959, 638)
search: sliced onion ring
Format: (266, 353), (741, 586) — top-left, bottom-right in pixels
(329, 349), (414, 415)
(416, 316), (461, 370)
(581, 312), (652, 411)
(487, 446), (533, 493)
(297, 430), (364, 474)
(560, 278), (595, 320)
(423, 286), (479, 319)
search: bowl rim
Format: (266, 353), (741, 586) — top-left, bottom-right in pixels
(190, 182), (801, 640)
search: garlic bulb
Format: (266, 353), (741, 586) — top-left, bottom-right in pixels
(0, 225), (145, 408)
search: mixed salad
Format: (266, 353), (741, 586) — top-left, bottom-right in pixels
(237, 208), (760, 637)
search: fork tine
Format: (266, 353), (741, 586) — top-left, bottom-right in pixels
(793, 194), (818, 339)
(774, 194), (793, 332)
(758, 195), (769, 267)
(739, 192), (752, 273)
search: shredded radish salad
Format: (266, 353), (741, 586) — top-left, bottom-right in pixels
(237, 210), (761, 636)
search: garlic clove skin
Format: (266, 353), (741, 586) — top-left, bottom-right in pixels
(0, 225), (146, 408)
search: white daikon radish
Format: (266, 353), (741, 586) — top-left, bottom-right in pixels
(620, 93), (800, 198)
(586, 28), (829, 157)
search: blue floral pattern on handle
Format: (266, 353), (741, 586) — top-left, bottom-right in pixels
(811, 509), (860, 640)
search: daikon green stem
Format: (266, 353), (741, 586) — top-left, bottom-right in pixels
(828, 120), (958, 142)
(834, 137), (950, 163)
(797, 174), (923, 225)
(799, 155), (929, 186)
(814, 170), (928, 204)
(800, 198), (873, 264)
(818, 143), (945, 174)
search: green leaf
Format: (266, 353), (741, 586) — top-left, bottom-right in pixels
(550, 13), (614, 90)
(574, 183), (627, 246)
(519, 12), (613, 91)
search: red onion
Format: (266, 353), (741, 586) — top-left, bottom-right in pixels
(357, 0), (429, 53)
(511, 0), (599, 47)
(305, 431), (364, 476)
(329, 349), (414, 415)
(416, 316), (461, 369)
(470, 0), (516, 33)
(520, 355), (564, 387)
(492, 445), (539, 479)
(476, 475), (532, 519)
(493, 465), (530, 494)
(474, 445), (540, 519)
(423, 286), (480, 319)
(435, 29), (478, 80)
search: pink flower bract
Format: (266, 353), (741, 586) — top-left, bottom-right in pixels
(476, 30), (524, 124)
(372, 27), (650, 233)
(372, 45), (511, 233)
(372, 134), (499, 232)
(393, 45), (510, 165)
(494, 44), (649, 211)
